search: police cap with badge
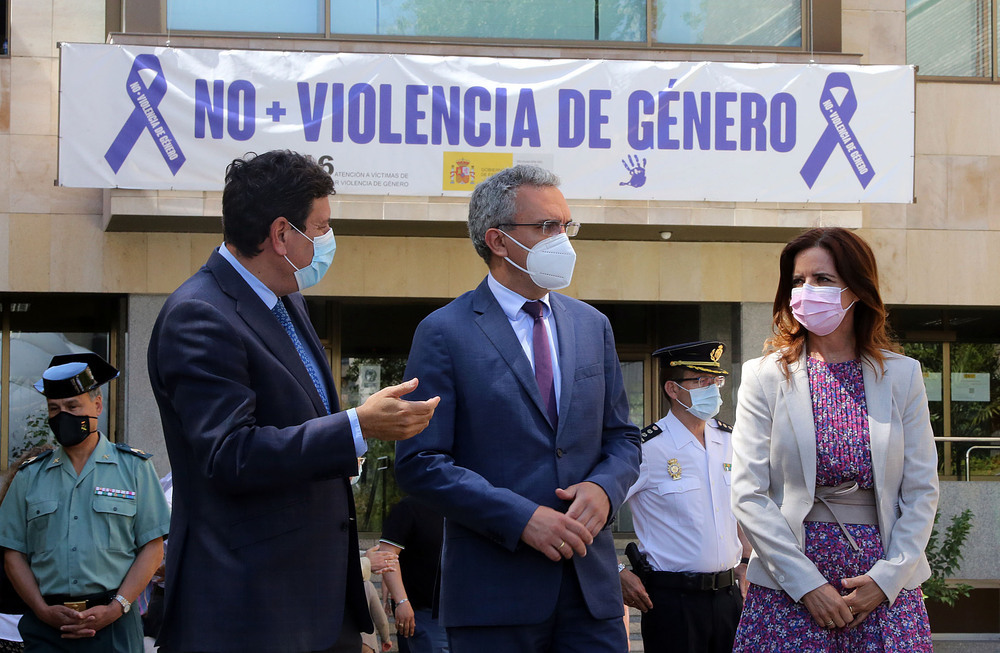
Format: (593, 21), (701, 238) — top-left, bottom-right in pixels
(652, 340), (729, 377)
(641, 340), (731, 442)
(31, 353), (123, 450)
(33, 352), (120, 399)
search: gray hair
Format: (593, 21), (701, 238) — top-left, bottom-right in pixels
(468, 165), (561, 263)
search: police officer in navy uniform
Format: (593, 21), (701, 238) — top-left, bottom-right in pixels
(0, 353), (170, 652)
(619, 341), (751, 653)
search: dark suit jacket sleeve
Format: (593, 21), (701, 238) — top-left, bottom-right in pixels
(152, 297), (358, 493)
(396, 318), (539, 552)
(577, 315), (641, 520)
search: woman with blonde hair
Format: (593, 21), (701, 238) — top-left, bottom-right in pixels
(731, 227), (938, 651)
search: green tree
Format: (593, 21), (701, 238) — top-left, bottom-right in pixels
(922, 509), (974, 607)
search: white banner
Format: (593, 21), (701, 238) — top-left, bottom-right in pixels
(58, 43), (915, 202)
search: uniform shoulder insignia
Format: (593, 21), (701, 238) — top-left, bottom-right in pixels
(713, 419), (734, 433)
(115, 442), (152, 459)
(640, 423), (662, 443)
(19, 449), (54, 468)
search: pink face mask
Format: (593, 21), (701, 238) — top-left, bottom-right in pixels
(789, 284), (856, 336)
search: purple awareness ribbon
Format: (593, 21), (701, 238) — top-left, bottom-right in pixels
(105, 54), (186, 175)
(799, 72), (875, 189)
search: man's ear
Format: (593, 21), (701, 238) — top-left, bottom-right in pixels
(663, 380), (679, 402)
(268, 217), (291, 257)
(484, 228), (509, 259)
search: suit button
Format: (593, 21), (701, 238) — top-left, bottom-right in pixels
(340, 522), (349, 532)
(556, 448), (564, 458)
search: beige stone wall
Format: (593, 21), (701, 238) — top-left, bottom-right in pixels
(0, 0), (996, 310)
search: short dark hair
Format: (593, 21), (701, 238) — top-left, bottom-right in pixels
(222, 150), (335, 258)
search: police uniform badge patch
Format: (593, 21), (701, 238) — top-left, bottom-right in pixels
(713, 418), (734, 433)
(640, 423), (662, 443)
(115, 442), (152, 459)
(667, 458), (682, 480)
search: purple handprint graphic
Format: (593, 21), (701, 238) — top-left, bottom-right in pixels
(619, 154), (647, 188)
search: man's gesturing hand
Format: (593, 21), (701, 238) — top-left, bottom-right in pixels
(356, 378), (440, 442)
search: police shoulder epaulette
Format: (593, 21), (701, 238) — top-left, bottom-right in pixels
(115, 442), (152, 459)
(713, 419), (734, 433)
(19, 449), (54, 468)
(640, 423), (662, 443)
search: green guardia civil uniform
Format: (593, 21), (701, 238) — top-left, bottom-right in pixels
(0, 433), (170, 597)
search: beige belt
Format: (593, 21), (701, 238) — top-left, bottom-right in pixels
(804, 481), (878, 552)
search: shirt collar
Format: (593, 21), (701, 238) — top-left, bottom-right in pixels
(487, 272), (551, 320)
(218, 243), (279, 310)
(47, 432), (114, 469)
(660, 410), (698, 449)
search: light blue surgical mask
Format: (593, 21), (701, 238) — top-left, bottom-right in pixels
(672, 382), (723, 421)
(285, 223), (337, 291)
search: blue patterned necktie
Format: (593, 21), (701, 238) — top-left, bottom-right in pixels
(271, 299), (330, 414)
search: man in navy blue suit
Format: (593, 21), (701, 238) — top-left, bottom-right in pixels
(147, 150), (439, 653)
(395, 165), (641, 653)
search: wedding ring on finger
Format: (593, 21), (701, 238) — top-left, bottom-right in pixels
(558, 541), (566, 549)
(849, 605), (855, 614)
(825, 620), (835, 628)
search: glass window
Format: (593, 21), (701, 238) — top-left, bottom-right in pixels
(8, 332), (110, 464)
(334, 300), (445, 533)
(906, 0), (992, 77)
(895, 307), (1000, 480)
(331, 0), (647, 41)
(2, 295), (119, 468)
(1, 0), (8, 56)
(655, 0), (802, 47)
(167, 0), (324, 34)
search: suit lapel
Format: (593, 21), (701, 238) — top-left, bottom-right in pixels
(207, 252), (328, 415)
(551, 293), (575, 435)
(783, 351), (817, 493)
(471, 279), (552, 428)
(862, 357), (891, 495)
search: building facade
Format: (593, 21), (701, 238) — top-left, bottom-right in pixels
(1, 0), (998, 641)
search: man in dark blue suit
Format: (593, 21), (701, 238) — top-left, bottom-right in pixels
(395, 165), (641, 653)
(147, 150), (439, 653)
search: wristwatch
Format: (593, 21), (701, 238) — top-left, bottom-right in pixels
(617, 563), (626, 573)
(112, 594), (131, 614)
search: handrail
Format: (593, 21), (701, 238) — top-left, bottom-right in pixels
(965, 446), (1000, 482)
(932, 437), (1000, 443)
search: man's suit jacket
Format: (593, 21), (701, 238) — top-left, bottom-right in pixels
(731, 349), (939, 605)
(394, 277), (641, 628)
(147, 250), (371, 652)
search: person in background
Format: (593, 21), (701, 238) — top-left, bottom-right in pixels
(377, 497), (447, 653)
(0, 354), (170, 653)
(620, 341), (750, 653)
(731, 227), (938, 652)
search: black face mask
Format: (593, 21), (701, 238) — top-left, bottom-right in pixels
(48, 411), (95, 447)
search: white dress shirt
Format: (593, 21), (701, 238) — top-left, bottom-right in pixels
(625, 410), (741, 574)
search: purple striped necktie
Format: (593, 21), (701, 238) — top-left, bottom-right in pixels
(523, 300), (558, 427)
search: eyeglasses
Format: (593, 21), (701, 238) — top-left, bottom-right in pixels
(499, 220), (580, 237)
(676, 376), (726, 389)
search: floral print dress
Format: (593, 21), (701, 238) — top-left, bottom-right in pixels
(733, 358), (933, 652)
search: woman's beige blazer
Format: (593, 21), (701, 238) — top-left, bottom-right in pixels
(731, 349), (939, 605)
